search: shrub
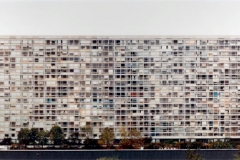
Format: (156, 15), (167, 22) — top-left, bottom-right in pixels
(186, 149), (204, 160)
(96, 156), (119, 160)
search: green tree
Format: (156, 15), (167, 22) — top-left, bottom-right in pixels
(17, 128), (30, 147)
(69, 132), (80, 144)
(99, 127), (115, 148)
(0, 138), (12, 145)
(29, 128), (39, 146)
(186, 149), (204, 160)
(173, 141), (181, 149)
(49, 125), (65, 145)
(38, 130), (49, 147)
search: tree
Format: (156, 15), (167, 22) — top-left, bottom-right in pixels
(128, 128), (144, 149)
(29, 128), (39, 145)
(173, 141), (181, 149)
(69, 132), (80, 144)
(38, 130), (49, 147)
(186, 149), (204, 160)
(49, 125), (65, 145)
(82, 139), (102, 149)
(144, 137), (153, 145)
(119, 127), (144, 149)
(99, 127), (115, 148)
(119, 126), (130, 148)
(119, 126), (128, 138)
(81, 124), (93, 139)
(0, 138), (12, 145)
(81, 125), (93, 146)
(17, 128), (30, 147)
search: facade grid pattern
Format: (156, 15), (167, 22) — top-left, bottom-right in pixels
(0, 36), (239, 140)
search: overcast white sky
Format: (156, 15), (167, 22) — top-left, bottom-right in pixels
(0, 0), (240, 35)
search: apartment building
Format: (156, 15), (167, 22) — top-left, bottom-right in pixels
(0, 36), (239, 141)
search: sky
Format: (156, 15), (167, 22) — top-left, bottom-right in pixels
(0, 0), (240, 35)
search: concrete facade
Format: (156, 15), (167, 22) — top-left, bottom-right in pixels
(0, 36), (239, 140)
